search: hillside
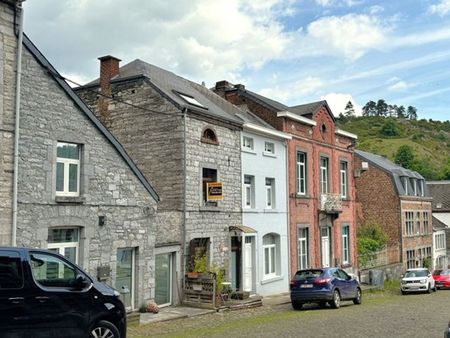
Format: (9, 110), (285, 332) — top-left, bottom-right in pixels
(336, 116), (450, 180)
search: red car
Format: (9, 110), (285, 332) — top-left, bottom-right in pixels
(433, 269), (450, 289)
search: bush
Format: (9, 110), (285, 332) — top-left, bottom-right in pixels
(357, 223), (388, 268)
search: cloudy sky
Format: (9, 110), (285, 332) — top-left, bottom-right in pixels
(23, 0), (450, 121)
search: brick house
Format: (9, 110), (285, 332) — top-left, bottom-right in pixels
(1, 0), (159, 310)
(355, 150), (433, 271)
(427, 181), (450, 269)
(75, 58), (244, 305)
(214, 82), (358, 277)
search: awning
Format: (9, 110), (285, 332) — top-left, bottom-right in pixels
(229, 225), (257, 234)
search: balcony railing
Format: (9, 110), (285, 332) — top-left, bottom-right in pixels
(320, 193), (342, 214)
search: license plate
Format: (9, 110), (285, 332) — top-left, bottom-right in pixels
(301, 284), (313, 288)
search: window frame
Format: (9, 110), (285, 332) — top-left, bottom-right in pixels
(56, 142), (81, 197)
(242, 136), (254, 151)
(47, 228), (80, 265)
(296, 151), (307, 195)
(320, 156), (329, 194)
(243, 175), (255, 209)
(263, 234), (277, 278)
(265, 178), (275, 209)
(340, 160), (348, 199)
(297, 227), (309, 270)
(341, 225), (350, 265)
(264, 141), (275, 155)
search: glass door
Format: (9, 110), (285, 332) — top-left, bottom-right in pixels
(116, 248), (135, 310)
(155, 253), (172, 307)
(321, 227), (331, 268)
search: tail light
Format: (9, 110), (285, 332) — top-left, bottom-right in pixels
(289, 280), (296, 289)
(314, 278), (332, 285)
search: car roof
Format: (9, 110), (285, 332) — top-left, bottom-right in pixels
(406, 268), (429, 271)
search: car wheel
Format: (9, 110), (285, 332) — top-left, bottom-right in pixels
(433, 285), (437, 292)
(401, 290), (407, 295)
(427, 283), (432, 294)
(292, 301), (303, 310)
(353, 288), (362, 305)
(330, 290), (341, 309)
(90, 320), (120, 338)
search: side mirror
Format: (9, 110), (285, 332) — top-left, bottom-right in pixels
(74, 274), (90, 289)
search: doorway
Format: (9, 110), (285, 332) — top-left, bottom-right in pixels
(155, 253), (172, 307)
(321, 227), (331, 268)
(116, 248), (135, 310)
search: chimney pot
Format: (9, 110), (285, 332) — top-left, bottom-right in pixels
(97, 55), (121, 124)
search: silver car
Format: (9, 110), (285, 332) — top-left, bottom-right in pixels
(400, 268), (436, 294)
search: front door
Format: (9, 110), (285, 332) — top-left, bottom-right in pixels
(243, 236), (253, 292)
(321, 227), (331, 268)
(155, 253), (172, 307)
(116, 248), (135, 310)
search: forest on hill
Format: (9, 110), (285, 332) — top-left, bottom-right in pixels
(336, 102), (450, 180)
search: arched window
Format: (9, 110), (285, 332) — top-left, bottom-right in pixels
(262, 233), (280, 278)
(201, 127), (219, 145)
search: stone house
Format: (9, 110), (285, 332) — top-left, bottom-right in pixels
(237, 108), (291, 295)
(427, 181), (450, 269)
(75, 58), (243, 305)
(0, 0), (159, 311)
(214, 82), (359, 277)
(355, 150), (433, 271)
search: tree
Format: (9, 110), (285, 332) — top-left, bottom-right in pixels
(407, 106), (418, 120)
(362, 101), (377, 116)
(357, 223), (388, 268)
(394, 145), (415, 169)
(343, 101), (355, 118)
(442, 159), (450, 179)
(380, 119), (400, 137)
(396, 105), (406, 118)
(376, 99), (388, 117)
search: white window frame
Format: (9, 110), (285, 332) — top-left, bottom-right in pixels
(56, 142), (80, 197)
(242, 136), (254, 151)
(265, 178), (275, 209)
(406, 250), (415, 269)
(320, 157), (329, 194)
(298, 227), (309, 270)
(263, 235), (277, 277)
(403, 177), (409, 195)
(264, 141), (275, 155)
(47, 228), (80, 265)
(297, 151), (307, 195)
(342, 225), (350, 265)
(405, 211), (414, 236)
(340, 161), (348, 199)
(243, 175), (254, 209)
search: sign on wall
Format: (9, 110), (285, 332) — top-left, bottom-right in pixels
(207, 182), (223, 201)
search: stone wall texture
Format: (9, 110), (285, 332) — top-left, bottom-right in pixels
(15, 44), (158, 308)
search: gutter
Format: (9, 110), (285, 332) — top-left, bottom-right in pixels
(12, 2), (24, 247)
(182, 107), (187, 282)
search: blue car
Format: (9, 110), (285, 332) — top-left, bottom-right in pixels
(290, 268), (361, 310)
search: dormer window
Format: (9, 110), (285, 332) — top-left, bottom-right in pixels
(402, 177), (409, 195)
(410, 178), (417, 196)
(201, 127), (218, 145)
(175, 91), (207, 109)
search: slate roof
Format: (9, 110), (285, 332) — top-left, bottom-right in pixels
(427, 181), (450, 211)
(355, 149), (427, 197)
(433, 215), (447, 230)
(287, 100), (329, 119)
(23, 35), (159, 202)
(82, 59), (244, 127)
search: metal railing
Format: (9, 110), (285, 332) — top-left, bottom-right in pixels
(320, 193), (342, 213)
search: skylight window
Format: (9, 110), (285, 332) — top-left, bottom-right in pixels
(176, 92), (206, 109)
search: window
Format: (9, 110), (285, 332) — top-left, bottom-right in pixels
(202, 168), (217, 206)
(188, 238), (210, 271)
(201, 128), (218, 145)
(0, 250), (23, 289)
(263, 234), (277, 277)
(320, 156), (329, 194)
(242, 136), (254, 151)
(342, 225), (350, 265)
(243, 175), (255, 208)
(411, 179), (417, 196)
(297, 151), (307, 195)
(402, 177), (409, 195)
(56, 142), (80, 196)
(265, 178), (275, 209)
(297, 228), (309, 270)
(176, 92), (206, 109)
(264, 142), (275, 155)
(423, 212), (429, 234)
(340, 161), (348, 199)
(47, 228), (80, 264)
(416, 212), (421, 235)
(435, 233), (445, 250)
(406, 250), (415, 269)
(419, 180), (425, 197)
(405, 211), (414, 236)
(30, 252), (80, 288)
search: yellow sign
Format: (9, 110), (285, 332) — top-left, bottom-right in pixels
(207, 182), (223, 201)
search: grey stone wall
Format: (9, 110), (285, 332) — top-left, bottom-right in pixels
(16, 45), (158, 308)
(0, 2), (17, 244)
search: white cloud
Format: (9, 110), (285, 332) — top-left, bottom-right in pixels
(320, 93), (362, 116)
(258, 76), (325, 103)
(389, 27), (450, 48)
(387, 78), (414, 91)
(369, 5), (384, 15)
(429, 0), (450, 16)
(314, 0), (362, 7)
(23, 0), (291, 84)
(293, 14), (390, 60)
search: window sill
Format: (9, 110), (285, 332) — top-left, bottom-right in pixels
(55, 196), (85, 204)
(262, 152), (276, 158)
(241, 148), (257, 155)
(294, 194), (311, 199)
(199, 206), (223, 212)
(261, 275), (283, 285)
(243, 208), (258, 213)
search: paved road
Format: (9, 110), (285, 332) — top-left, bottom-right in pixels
(129, 289), (450, 338)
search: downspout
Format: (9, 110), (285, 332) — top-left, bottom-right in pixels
(285, 139), (291, 281)
(12, 3), (24, 247)
(181, 107), (187, 291)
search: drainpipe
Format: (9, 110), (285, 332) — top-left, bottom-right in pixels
(181, 107), (187, 290)
(12, 2), (24, 247)
(285, 140), (291, 280)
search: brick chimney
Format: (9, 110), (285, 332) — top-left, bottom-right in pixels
(97, 55), (121, 124)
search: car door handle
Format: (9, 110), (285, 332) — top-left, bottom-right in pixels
(9, 297), (24, 304)
(35, 296), (50, 303)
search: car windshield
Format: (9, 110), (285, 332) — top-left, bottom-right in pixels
(440, 270), (450, 276)
(294, 269), (323, 280)
(405, 270), (428, 278)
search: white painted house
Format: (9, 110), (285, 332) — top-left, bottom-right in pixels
(233, 110), (291, 296)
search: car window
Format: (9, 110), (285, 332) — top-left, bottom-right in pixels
(294, 269), (323, 280)
(30, 252), (78, 288)
(338, 269), (350, 280)
(0, 250), (23, 289)
(442, 270), (450, 276)
(405, 270), (427, 278)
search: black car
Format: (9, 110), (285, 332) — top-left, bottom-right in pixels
(290, 267), (361, 310)
(0, 247), (126, 338)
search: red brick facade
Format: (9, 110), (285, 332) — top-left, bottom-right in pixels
(215, 84), (358, 277)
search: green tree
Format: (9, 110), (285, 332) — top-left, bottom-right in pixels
(407, 106), (418, 120)
(379, 119), (400, 137)
(343, 101), (355, 118)
(442, 159), (450, 179)
(394, 145), (415, 169)
(357, 223), (388, 268)
(396, 105), (406, 118)
(376, 99), (388, 116)
(362, 101), (377, 116)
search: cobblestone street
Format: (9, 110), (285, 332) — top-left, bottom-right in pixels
(128, 290), (450, 338)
